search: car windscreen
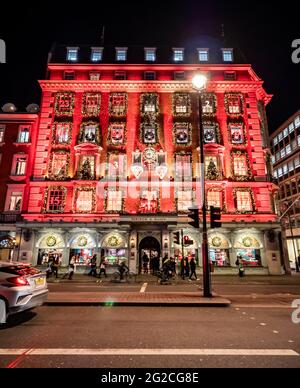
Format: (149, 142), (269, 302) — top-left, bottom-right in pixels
(0, 265), (41, 276)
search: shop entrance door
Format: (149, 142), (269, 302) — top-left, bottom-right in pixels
(139, 237), (161, 274)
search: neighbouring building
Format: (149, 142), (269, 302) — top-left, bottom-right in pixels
(271, 109), (300, 270)
(0, 108), (39, 261)
(12, 42), (282, 274)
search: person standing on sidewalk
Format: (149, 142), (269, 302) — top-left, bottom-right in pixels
(189, 257), (197, 281)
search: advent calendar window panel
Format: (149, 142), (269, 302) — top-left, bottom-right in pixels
(108, 154), (126, 178)
(142, 124), (157, 144)
(225, 93), (244, 115)
(236, 190), (253, 212)
(140, 189), (159, 213)
(207, 190), (222, 208)
(177, 190), (193, 212)
(82, 93), (101, 117)
(109, 123), (126, 145)
(53, 122), (71, 144)
(173, 93), (191, 116)
(79, 123), (100, 144)
(109, 93), (128, 116)
(78, 156), (95, 180)
(49, 153), (69, 179)
(47, 189), (66, 213)
(229, 124), (245, 145)
(174, 123), (191, 145)
(203, 124), (218, 143)
(75, 189), (95, 213)
(233, 154), (248, 177)
(55, 92), (75, 117)
(106, 190), (123, 212)
(141, 93), (159, 115)
(175, 154), (192, 178)
(201, 93), (217, 115)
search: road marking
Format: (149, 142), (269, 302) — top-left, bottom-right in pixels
(5, 348), (34, 369)
(0, 349), (298, 357)
(140, 283), (148, 293)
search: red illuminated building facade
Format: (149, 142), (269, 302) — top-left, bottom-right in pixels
(0, 109), (39, 261)
(10, 43), (283, 274)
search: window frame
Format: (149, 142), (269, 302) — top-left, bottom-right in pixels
(197, 48), (209, 62)
(173, 48), (184, 62)
(91, 47), (103, 62)
(67, 47), (79, 62)
(115, 47), (128, 62)
(222, 48), (234, 62)
(144, 47), (156, 62)
(17, 125), (31, 143)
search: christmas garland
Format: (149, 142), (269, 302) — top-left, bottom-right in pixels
(230, 149), (253, 181)
(201, 93), (217, 116)
(78, 121), (101, 145)
(109, 92), (128, 117)
(233, 188), (256, 214)
(82, 93), (101, 117)
(104, 188), (125, 214)
(52, 121), (72, 146)
(48, 150), (70, 181)
(172, 93), (192, 117)
(74, 186), (96, 213)
(107, 122), (127, 146)
(224, 92), (244, 116)
(54, 92), (75, 117)
(173, 122), (192, 147)
(43, 186), (67, 213)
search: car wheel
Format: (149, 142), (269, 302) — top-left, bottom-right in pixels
(0, 299), (7, 325)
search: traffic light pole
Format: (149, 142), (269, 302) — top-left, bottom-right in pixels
(181, 229), (185, 261)
(197, 91), (212, 298)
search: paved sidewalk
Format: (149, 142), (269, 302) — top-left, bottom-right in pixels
(46, 291), (231, 307)
(46, 273), (300, 286)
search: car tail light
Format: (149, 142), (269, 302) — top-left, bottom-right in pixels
(6, 276), (30, 286)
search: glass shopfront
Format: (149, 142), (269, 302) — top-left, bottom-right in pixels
(209, 249), (230, 267)
(237, 248), (262, 266)
(103, 248), (127, 265)
(69, 248), (94, 266)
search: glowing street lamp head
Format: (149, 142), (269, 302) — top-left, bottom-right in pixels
(192, 74), (207, 91)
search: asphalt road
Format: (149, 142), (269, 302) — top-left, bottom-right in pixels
(0, 300), (300, 368)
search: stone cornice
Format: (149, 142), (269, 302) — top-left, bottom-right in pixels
(39, 80), (270, 96)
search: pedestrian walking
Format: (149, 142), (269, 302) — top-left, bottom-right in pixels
(52, 256), (60, 279)
(189, 257), (197, 281)
(236, 255), (245, 277)
(89, 254), (97, 277)
(296, 254), (300, 272)
(180, 258), (186, 280)
(98, 258), (107, 279)
(184, 257), (190, 278)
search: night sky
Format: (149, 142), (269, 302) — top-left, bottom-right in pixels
(0, 0), (299, 132)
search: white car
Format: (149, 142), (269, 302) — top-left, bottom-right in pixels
(0, 262), (48, 324)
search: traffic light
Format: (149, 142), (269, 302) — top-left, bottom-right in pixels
(173, 231), (181, 245)
(188, 208), (199, 229)
(210, 206), (222, 229)
(183, 236), (194, 246)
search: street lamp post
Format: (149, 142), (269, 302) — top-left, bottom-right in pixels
(192, 73), (212, 298)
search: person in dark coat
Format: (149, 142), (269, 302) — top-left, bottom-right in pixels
(180, 258), (186, 280)
(89, 254), (97, 277)
(189, 258), (197, 280)
(142, 253), (149, 274)
(184, 257), (190, 278)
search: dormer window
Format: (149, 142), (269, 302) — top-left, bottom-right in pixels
(145, 48), (156, 62)
(198, 49), (209, 62)
(91, 47), (103, 62)
(116, 47), (127, 61)
(67, 47), (78, 62)
(173, 48), (184, 62)
(222, 49), (233, 62)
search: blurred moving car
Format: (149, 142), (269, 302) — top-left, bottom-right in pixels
(0, 262), (48, 324)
